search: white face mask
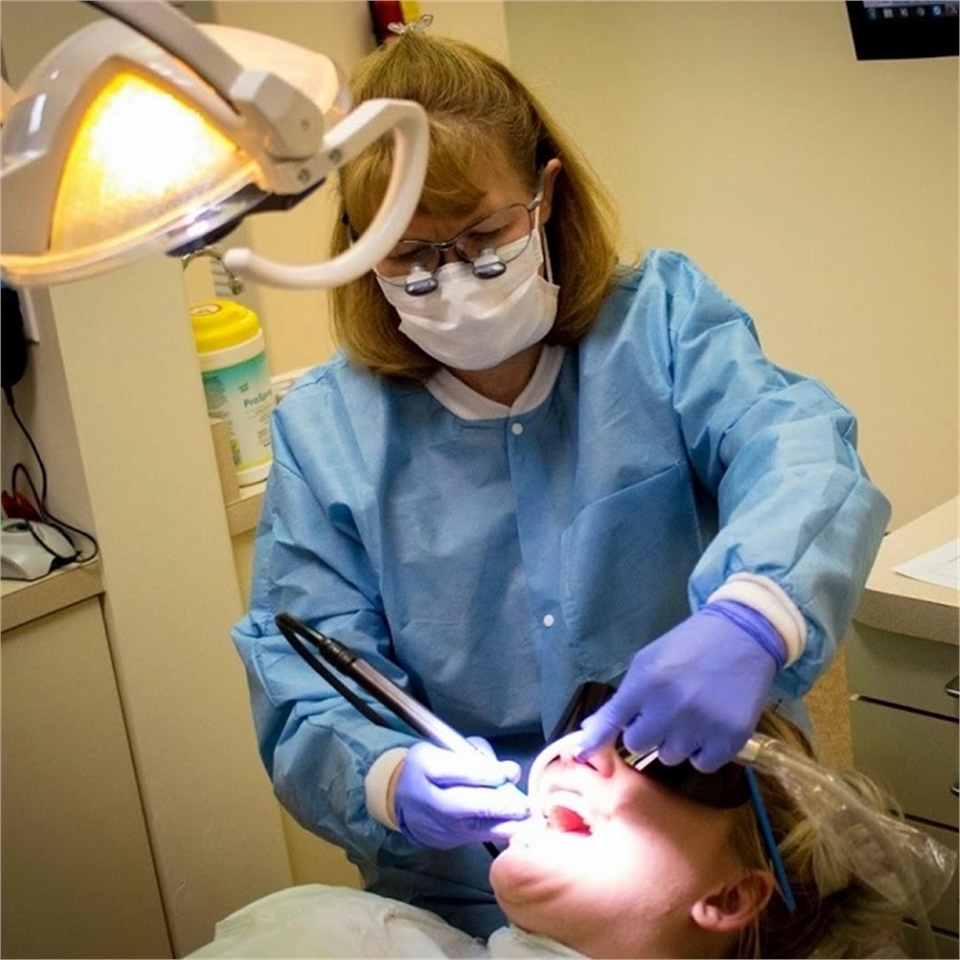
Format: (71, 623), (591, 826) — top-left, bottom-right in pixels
(377, 230), (559, 371)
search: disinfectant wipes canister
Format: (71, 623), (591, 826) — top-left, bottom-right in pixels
(190, 298), (275, 486)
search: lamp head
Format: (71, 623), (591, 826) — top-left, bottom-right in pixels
(0, 3), (428, 291)
(0, 17), (349, 286)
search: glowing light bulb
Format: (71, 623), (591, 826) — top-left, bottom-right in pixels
(51, 71), (258, 254)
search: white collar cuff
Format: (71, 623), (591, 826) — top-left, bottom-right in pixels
(426, 345), (565, 420)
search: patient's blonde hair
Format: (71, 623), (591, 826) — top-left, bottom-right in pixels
(329, 31), (622, 382)
(730, 712), (906, 959)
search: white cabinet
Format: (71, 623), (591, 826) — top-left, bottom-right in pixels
(1, 577), (170, 958)
(846, 498), (959, 955)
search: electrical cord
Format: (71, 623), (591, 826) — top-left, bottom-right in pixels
(2, 383), (100, 563)
(276, 614), (396, 730)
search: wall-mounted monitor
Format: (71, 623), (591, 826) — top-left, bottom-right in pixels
(846, 1), (959, 59)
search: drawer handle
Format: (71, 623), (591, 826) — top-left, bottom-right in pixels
(952, 782), (959, 798)
(946, 676), (960, 699)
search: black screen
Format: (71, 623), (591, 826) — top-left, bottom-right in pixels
(846, 1), (959, 59)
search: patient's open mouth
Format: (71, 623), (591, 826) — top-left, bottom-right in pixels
(526, 733), (603, 839)
(544, 790), (593, 834)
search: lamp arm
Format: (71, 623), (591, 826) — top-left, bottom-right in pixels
(222, 98), (429, 290)
(84, 0), (324, 161)
(84, 0), (245, 104)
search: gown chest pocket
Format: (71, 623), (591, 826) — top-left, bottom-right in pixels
(559, 461), (706, 681)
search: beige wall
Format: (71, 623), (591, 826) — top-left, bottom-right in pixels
(235, 1), (956, 529)
(503, 0), (957, 529)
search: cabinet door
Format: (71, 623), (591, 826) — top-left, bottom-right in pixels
(846, 621), (959, 720)
(850, 699), (959, 829)
(2, 599), (171, 959)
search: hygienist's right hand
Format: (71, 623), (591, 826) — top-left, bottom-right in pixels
(392, 739), (530, 849)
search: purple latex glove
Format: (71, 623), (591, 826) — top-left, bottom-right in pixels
(393, 737), (530, 849)
(577, 600), (785, 773)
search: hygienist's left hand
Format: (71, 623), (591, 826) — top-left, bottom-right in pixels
(576, 600), (785, 773)
(392, 738), (531, 850)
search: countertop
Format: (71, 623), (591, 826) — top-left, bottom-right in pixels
(1, 559), (104, 632)
(854, 497), (959, 646)
(0, 475), (261, 631)
(226, 481), (265, 538)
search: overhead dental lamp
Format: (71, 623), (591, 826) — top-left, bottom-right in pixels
(0, 0), (429, 289)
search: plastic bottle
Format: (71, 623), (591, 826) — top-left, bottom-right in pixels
(190, 298), (275, 486)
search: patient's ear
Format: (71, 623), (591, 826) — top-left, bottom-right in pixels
(691, 870), (775, 933)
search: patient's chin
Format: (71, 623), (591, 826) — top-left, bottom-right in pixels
(490, 846), (557, 917)
(491, 814), (592, 902)
(491, 849), (592, 956)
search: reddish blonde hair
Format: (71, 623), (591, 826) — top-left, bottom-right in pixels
(329, 31), (621, 382)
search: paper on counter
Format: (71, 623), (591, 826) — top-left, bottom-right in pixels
(893, 538), (960, 591)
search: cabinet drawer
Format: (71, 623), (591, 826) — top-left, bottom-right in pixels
(846, 621), (959, 720)
(850, 699), (958, 828)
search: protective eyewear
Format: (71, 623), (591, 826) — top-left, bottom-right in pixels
(551, 682), (753, 807)
(553, 681), (797, 911)
(374, 180), (544, 296)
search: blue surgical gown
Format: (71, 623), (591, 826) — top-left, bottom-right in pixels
(233, 249), (890, 937)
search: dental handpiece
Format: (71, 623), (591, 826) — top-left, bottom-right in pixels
(275, 612), (478, 755)
(275, 612), (508, 858)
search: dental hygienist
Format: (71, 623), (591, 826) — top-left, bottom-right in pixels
(232, 24), (891, 939)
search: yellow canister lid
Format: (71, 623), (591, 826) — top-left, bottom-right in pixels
(189, 299), (261, 354)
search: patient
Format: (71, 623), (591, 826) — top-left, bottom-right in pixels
(189, 710), (953, 959)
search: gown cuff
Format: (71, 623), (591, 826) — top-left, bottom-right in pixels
(707, 573), (806, 667)
(365, 747), (409, 831)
